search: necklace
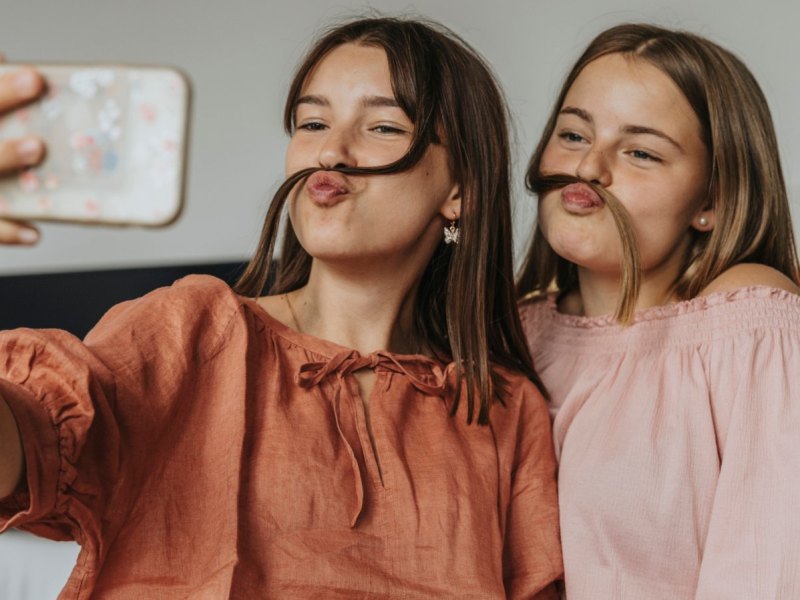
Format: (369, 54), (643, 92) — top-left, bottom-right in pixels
(283, 292), (424, 355)
(283, 293), (302, 333)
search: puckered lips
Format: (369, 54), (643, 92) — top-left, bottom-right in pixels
(305, 171), (351, 207)
(560, 182), (604, 215)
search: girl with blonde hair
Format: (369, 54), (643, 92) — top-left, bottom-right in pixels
(519, 23), (800, 599)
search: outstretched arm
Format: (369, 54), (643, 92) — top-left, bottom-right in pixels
(0, 393), (23, 498)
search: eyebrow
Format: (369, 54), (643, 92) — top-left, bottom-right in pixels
(560, 106), (593, 124)
(622, 125), (684, 152)
(295, 94), (400, 109)
(559, 106), (685, 152)
(295, 94), (328, 107)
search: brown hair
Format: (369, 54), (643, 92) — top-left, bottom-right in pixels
(518, 23), (800, 322)
(236, 17), (541, 423)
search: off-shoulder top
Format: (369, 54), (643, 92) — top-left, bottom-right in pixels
(520, 287), (800, 600)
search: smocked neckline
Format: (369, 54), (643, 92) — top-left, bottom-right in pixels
(239, 294), (444, 368)
(541, 286), (800, 329)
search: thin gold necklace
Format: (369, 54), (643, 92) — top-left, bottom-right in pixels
(283, 293), (302, 333)
(284, 292), (424, 355)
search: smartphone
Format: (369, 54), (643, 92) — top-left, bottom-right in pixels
(0, 64), (190, 226)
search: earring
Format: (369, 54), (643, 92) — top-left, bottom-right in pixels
(698, 216), (709, 227)
(444, 220), (460, 245)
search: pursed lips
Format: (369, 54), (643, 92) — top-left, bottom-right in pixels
(560, 182), (604, 215)
(306, 171), (351, 207)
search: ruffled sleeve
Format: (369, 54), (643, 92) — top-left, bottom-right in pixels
(0, 276), (241, 563)
(695, 289), (800, 598)
(0, 327), (118, 545)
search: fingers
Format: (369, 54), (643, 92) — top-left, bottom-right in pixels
(0, 136), (45, 174)
(0, 218), (39, 245)
(0, 63), (46, 244)
(0, 67), (45, 113)
(0, 67), (47, 173)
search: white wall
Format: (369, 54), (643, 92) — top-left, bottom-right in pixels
(0, 0), (798, 596)
(0, 530), (78, 599)
(0, 0), (798, 276)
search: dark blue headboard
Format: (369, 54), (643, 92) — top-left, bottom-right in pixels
(0, 261), (247, 338)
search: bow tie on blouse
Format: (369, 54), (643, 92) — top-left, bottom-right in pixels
(296, 349), (452, 527)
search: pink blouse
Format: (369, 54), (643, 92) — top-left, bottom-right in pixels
(520, 287), (800, 599)
(0, 275), (562, 598)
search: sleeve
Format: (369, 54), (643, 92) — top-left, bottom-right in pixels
(501, 381), (564, 600)
(0, 327), (119, 545)
(0, 276), (239, 549)
(695, 295), (800, 599)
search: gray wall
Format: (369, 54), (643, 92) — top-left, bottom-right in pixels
(0, 0), (798, 596)
(0, 0), (798, 277)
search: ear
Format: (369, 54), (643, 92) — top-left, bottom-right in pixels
(691, 205), (715, 233)
(438, 183), (462, 221)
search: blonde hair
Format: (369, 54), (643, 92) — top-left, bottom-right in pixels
(518, 23), (800, 322)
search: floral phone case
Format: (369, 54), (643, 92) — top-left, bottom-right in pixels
(0, 64), (190, 226)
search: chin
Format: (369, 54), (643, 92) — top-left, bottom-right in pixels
(299, 235), (374, 261)
(299, 242), (357, 262)
(546, 225), (607, 258)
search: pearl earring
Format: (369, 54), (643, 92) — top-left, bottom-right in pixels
(698, 216), (709, 227)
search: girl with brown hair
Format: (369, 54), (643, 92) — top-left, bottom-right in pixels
(518, 23), (800, 599)
(0, 17), (561, 599)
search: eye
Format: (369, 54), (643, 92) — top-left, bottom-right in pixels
(371, 124), (407, 135)
(296, 121), (327, 132)
(557, 130), (587, 144)
(629, 149), (662, 162)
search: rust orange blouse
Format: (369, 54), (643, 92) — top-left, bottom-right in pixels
(0, 275), (562, 598)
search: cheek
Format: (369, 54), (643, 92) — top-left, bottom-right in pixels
(537, 193), (574, 249)
(619, 179), (701, 225)
(286, 191), (306, 237)
(536, 192), (558, 232)
(284, 136), (317, 177)
(537, 193), (621, 263)
(284, 140), (300, 176)
(395, 157), (454, 215)
(679, 168), (711, 217)
(538, 140), (569, 175)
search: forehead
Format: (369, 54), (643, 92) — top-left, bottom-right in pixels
(564, 53), (702, 138)
(301, 43), (393, 96)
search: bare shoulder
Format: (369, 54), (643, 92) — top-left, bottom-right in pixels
(699, 263), (800, 296)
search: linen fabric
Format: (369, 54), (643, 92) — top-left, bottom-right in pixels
(0, 275), (562, 599)
(520, 286), (800, 599)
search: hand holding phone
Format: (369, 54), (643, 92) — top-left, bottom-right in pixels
(0, 65), (47, 244)
(0, 64), (190, 234)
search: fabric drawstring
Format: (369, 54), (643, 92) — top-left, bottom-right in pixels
(329, 385), (364, 528)
(296, 350), (451, 527)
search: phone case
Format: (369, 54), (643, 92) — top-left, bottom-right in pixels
(0, 64), (190, 226)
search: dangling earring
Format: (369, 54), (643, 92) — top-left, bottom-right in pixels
(444, 219), (460, 245)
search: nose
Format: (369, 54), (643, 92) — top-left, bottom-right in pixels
(318, 127), (356, 169)
(575, 147), (612, 187)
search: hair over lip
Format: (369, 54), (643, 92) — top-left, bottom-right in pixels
(561, 182), (604, 207)
(306, 170), (351, 194)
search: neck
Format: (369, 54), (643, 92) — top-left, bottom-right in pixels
(285, 260), (422, 355)
(572, 259), (683, 318)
